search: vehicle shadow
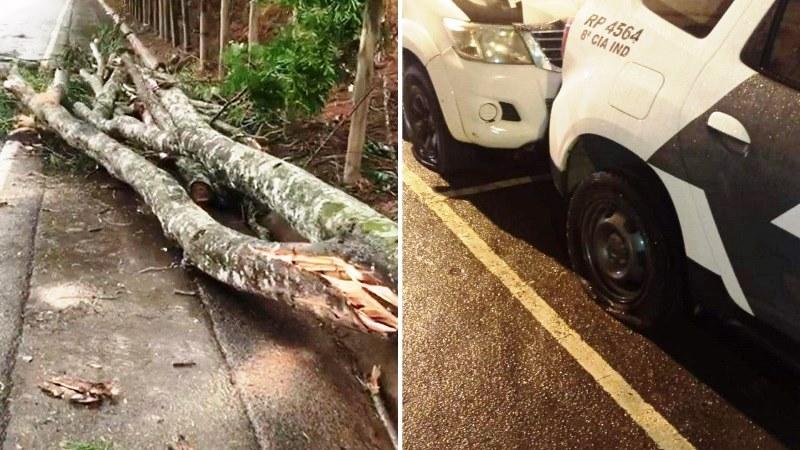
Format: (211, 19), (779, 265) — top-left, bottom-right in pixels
(438, 147), (571, 267)
(439, 149), (800, 448)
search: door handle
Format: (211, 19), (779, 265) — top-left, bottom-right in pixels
(707, 111), (751, 156)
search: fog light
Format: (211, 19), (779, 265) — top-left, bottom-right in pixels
(478, 103), (498, 122)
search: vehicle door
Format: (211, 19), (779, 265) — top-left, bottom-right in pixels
(674, 0), (800, 341)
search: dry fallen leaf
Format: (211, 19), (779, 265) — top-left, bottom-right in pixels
(168, 434), (196, 450)
(39, 376), (119, 406)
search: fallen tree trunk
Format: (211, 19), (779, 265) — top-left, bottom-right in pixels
(2, 68), (397, 336)
(119, 59), (398, 279)
(161, 86), (398, 278)
(96, 0), (161, 70)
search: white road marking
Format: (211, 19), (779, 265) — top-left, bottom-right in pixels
(42, 0), (75, 64)
(0, 140), (22, 192)
(438, 175), (549, 198)
(404, 165), (695, 450)
(773, 204), (800, 240)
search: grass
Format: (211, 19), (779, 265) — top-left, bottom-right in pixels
(0, 89), (15, 140)
(61, 440), (114, 450)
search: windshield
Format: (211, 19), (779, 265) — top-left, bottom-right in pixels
(642, 0), (735, 37)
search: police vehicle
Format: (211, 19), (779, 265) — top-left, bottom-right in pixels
(402, 0), (579, 173)
(550, 0), (800, 346)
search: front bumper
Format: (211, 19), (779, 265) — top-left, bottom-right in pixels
(426, 47), (561, 149)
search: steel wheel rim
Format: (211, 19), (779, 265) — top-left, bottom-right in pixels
(580, 196), (651, 303)
(404, 82), (439, 167)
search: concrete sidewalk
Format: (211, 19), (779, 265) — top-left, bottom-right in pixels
(0, 151), (393, 449)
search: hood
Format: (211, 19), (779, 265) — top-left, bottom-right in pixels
(450, 0), (523, 24)
(522, 0), (583, 23)
(450, 0), (581, 25)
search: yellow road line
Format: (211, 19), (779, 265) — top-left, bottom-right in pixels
(404, 166), (694, 450)
(440, 175), (549, 198)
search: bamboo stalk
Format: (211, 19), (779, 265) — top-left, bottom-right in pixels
(169, 0), (177, 47)
(199, 0), (206, 69)
(218, 0), (230, 78)
(247, 0), (257, 56)
(344, 0), (384, 185)
(180, 0), (189, 52)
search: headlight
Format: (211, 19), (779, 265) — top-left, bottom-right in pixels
(443, 18), (533, 65)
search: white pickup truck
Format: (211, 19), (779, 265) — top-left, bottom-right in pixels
(402, 0), (580, 173)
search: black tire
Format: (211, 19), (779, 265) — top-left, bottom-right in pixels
(402, 61), (473, 174)
(566, 171), (683, 330)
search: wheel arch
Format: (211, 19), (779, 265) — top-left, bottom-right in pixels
(562, 134), (688, 286)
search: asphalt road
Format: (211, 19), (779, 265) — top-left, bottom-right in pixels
(402, 142), (800, 449)
(0, 0), (70, 61)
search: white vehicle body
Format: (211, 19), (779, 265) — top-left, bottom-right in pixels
(402, 0), (579, 149)
(551, 0), (800, 342)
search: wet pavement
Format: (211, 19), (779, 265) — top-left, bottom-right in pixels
(0, 0), (69, 61)
(0, 0), (107, 63)
(4, 165), (259, 450)
(401, 142), (800, 449)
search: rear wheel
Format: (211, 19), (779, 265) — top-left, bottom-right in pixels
(402, 62), (473, 174)
(566, 171), (683, 330)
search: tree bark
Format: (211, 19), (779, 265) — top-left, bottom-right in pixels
(118, 59), (397, 278)
(121, 54), (174, 129)
(344, 0), (383, 185)
(219, 0), (230, 78)
(161, 86), (398, 277)
(2, 69), (396, 336)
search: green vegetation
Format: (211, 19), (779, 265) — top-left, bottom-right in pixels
(0, 89), (15, 140)
(61, 441), (114, 450)
(93, 24), (125, 60)
(223, 0), (366, 118)
(363, 141), (397, 194)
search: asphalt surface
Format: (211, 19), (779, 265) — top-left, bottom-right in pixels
(0, 0), (69, 61)
(402, 142), (800, 449)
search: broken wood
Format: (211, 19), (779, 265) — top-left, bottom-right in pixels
(3, 67), (396, 335)
(175, 156), (215, 205)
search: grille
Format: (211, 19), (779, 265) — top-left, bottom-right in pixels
(516, 20), (568, 72)
(529, 28), (564, 68)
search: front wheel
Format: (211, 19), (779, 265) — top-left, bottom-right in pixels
(566, 172), (683, 330)
(402, 62), (473, 174)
